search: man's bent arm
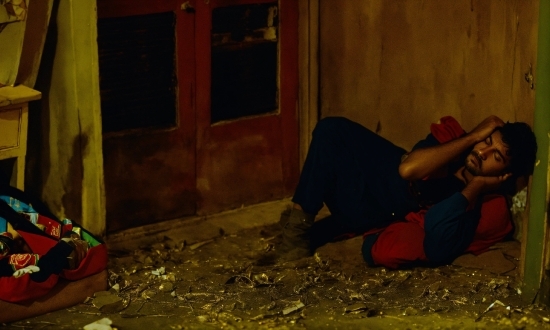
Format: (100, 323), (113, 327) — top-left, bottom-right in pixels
(363, 193), (479, 268)
(418, 173), (510, 263)
(365, 192), (510, 268)
(399, 134), (478, 180)
(462, 174), (512, 207)
(399, 115), (505, 181)
(423, 192), (480, 263)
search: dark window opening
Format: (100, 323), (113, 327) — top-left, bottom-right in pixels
(211, 3), (279, 124)
(97, 12), (177, 133)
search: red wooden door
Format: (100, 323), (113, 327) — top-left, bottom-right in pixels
(97, 0), (197, 232)
(97, 0), (299, 231)
(194, 0), (299, 214)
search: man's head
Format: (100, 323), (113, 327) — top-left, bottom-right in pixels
(465, 122), (537, 179)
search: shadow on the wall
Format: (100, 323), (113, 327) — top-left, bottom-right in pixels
(0, 162), (10, 187)
(61, 133), (87, 220)
(24, 0), (58, 205)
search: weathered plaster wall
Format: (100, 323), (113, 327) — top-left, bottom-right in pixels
(317, 0), (541, 292)
(319, 0), (538, 150)
(16, 0), (53, 88)
(0, 3), (27, 86)
(26, 0), (105, 235)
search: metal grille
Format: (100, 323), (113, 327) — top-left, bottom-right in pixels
(98, 12), (177, 133)
(211, 3), (279, 124)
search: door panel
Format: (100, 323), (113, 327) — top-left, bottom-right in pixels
(97, 0), (298, 230)
(195, 0), (299, 214)
(98, 0), (196, 232)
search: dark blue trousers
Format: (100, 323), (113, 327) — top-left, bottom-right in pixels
(292, 117), (415, 236)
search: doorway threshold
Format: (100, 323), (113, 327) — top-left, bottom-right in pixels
(106, 198), (292, 252)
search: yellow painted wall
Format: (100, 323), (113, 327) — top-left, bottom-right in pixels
(0, 8), (26, 86)
(319, 0), (538, 150)
(26, 0), (105, 235)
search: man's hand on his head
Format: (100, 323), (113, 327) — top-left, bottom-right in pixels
(469, 115), (505, 143)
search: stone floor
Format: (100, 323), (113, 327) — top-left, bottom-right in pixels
(2, 200), (550, 330)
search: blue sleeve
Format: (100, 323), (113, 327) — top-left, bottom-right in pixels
(423, 192), (480, 263)
(361, 232), (380, 267)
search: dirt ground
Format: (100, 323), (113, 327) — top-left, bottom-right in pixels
(2, 200), (550, 330)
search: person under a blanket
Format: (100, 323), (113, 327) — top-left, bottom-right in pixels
(263, 115), (537, 268)
(0, 183), (107, 303)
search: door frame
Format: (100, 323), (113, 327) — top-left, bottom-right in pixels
(522, 0), (550, 304)
(298, 0), (319, 166)
(97, 0), (198, 232)
(92, 0), (320, 234)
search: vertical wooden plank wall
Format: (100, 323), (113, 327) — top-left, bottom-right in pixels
(318, 0), (538, 150)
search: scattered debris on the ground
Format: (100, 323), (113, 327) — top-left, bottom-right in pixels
(7, 224), (550, 329)
(83, 317), (116, 330)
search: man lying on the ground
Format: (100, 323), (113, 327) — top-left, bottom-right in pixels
(262, 115), (537, 269)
